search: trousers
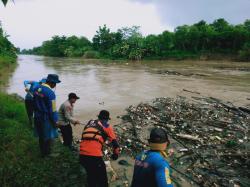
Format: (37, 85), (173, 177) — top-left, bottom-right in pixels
(79, 155), (108, 187)
(60, 124), (73, 147)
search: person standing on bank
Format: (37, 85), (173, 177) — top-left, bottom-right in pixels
(58, 93), (80, 148)
(33, 74), (61, 157)
(79, 110), (120, 187)
(131, 128), (173, 187)
(23, 78), (46, 127)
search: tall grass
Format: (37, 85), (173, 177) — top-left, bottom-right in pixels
(0, 93), (86, 186)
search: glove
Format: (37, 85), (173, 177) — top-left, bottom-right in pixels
(111, 147), (120, 160)
(111, 153), (119, 160)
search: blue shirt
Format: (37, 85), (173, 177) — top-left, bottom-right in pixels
(131, 151), (173, 187)
(33, 83), (58, 124)
(24, 81), (40, 100)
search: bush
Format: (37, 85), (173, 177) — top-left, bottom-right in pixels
(83, 50), (100, 59)
(239, 42), (250, 61)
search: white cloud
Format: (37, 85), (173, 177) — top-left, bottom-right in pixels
(0, 0), (167, 49)
(130, 0), (250, 27)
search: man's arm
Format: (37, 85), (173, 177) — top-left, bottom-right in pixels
(47, 90), (58, 127)
(155, 158), (173, 187)
(24, 80), (34, 91)
(64, 106), (78, 124)
(105, 125), (120, 160)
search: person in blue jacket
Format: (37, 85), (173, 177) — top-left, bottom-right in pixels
(24, 78), (47, 127)
(131, 128), (173, 187)
(33, 74), (61, 157)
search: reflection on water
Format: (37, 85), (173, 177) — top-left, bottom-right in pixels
(7, 55), (250, 129)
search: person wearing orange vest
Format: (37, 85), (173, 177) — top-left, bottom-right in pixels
(79, 110), (120, 187)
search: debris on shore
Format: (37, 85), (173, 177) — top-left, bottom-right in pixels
(114, 96), (250, 187)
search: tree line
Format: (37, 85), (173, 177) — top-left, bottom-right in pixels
(0, 23), (17, 65)
(22, 19), (250, 61)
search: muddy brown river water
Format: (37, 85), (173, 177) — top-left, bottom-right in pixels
(6, 55), (250, 186)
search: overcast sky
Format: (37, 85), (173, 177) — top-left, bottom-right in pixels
(0, 0), (249, 49)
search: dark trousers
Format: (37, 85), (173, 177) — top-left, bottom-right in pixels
(25, 99), (34, 127)
(60, 124), (73, 147)
(79, 155), (108, 187)
(34, 118), (52, 157)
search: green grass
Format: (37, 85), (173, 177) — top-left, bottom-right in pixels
(0, 91), (86, 187)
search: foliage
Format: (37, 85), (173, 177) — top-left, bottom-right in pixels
(23, 19), (250, 61)
(239, 42), (250, 61)
(83, 50), (100, 59)
(0, 25), (17, 90)
(0, 26), (17, 59)
(0, 93), (86, 186)
(1, 0), (8, 6)
(22, 35), (92, 57)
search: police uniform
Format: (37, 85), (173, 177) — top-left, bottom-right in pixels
(131, 128), (173, 187)
(33, 74), (60, 157)
(131, 151), (173, 187)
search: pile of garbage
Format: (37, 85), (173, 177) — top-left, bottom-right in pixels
(115, 96), (250, 187)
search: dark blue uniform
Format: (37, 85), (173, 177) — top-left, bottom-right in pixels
(131, 151), (173, 187)
(33, 83), (58, 156)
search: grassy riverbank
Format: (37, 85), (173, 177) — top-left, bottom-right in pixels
(0, 93), (86, 186)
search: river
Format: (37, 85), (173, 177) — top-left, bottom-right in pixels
(6, 55), (250, 138)
(5, 55), (250, 186)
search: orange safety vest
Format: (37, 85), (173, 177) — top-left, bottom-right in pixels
(80, 120), (116, 157)
(81, 120), (108, 144)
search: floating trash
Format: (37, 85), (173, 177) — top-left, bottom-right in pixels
(115, 96), (250, 187)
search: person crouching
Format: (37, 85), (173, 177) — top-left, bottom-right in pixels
(79, 110), (120, 187)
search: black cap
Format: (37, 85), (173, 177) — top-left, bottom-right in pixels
(68, 93), (80, 100)
(46, 74), (61, 84)
(148, 128), (169, 143)
(98, 110), (111, 120)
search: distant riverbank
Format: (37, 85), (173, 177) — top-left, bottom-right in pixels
(21, 19), (250, 61)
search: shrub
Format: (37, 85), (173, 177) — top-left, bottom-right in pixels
(83, 50), (100, 59)
(239, 42), (250, 61)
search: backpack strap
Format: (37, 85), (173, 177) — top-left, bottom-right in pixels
(82, 120), (108, 143)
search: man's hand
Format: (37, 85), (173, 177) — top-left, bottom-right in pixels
(111, 153), (119, 160)
(168, 148), (175, 157)
(55, 121), (63, 127)
(111, 147), (120, 160)
(73, 120), (81, 126)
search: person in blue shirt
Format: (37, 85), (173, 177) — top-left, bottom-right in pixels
(33, 74), (61, 157)
(131, 128), (173, 187)
(24, 78), (46, 127)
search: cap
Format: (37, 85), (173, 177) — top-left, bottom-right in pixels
(148, 128), (170, 151)
(148, 128), (169, 143)
(98, 110), (111, 120)
(68, 93), (80, 100)
(46, 74), (61, 84)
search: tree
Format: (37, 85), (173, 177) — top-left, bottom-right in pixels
(117, 26), (142, 40)
(1, 0), (10, 6)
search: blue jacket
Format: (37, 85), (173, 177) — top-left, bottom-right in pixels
(24, 81), (40, 100)
(131, 151), (173, 187)
(33, 83), (58, 139)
